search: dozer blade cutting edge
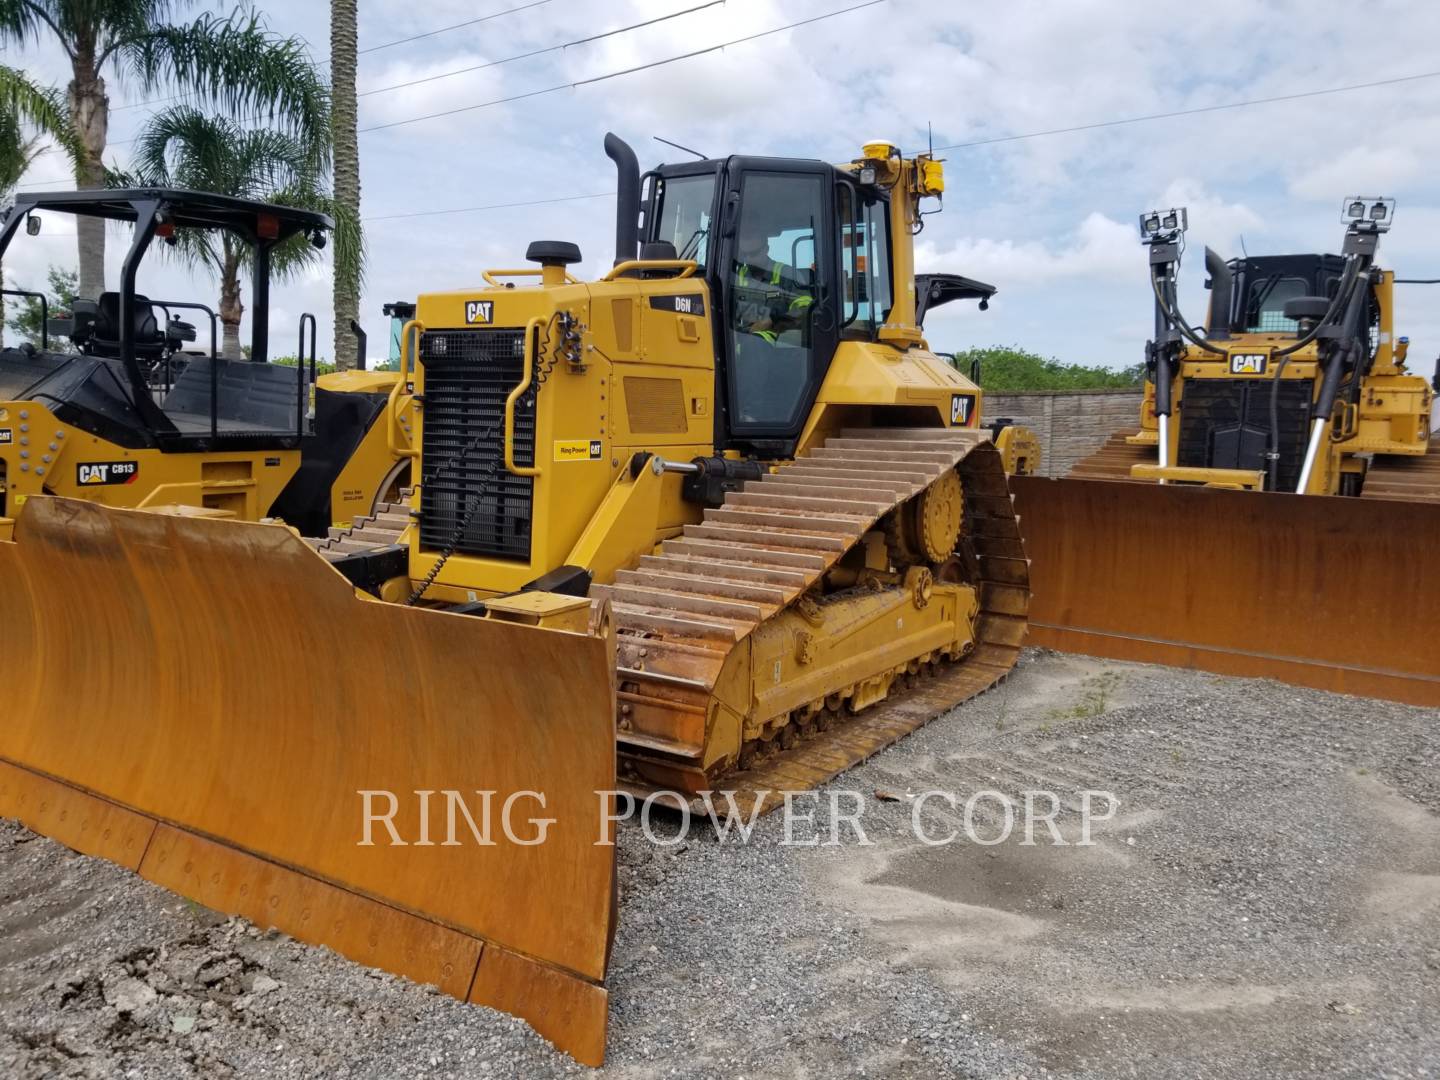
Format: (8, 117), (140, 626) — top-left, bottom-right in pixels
(0, 498), (619, 1066)
(1013, 475), (1440, 706)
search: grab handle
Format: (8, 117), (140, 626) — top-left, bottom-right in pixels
(388, 319), (422, 460)
(503, 318), (545, 477)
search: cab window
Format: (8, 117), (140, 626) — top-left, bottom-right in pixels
(839, 185), (893, 336)
(652, 174), (715, 271)
(1246, 275), (1308, 333)
(727, 171), (823, 428)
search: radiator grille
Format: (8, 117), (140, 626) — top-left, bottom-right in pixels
(1177, 377), (1313, 492)
(623, 376), (688, 434)
(418, 328), (535, 561)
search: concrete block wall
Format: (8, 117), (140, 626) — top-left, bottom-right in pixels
(983, 389), (1145, 477)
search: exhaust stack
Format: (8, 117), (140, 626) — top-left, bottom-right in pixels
(1204, 246), (1233, 338)
(604, 133), (640, 266)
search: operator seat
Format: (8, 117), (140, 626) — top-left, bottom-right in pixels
(88, 292), (166, 360)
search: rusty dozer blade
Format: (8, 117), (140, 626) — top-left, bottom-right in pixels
(0, 498), (619, 1066)
(1012, 476), (1440, 707)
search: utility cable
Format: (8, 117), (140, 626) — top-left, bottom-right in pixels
(929, 70), (1440, 151)
(361, 0), (556, 55)
(360, 1), (725, 98)
(358, 0), (887, 133)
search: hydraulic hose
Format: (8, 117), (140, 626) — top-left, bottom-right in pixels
(1266, 355), (1291, 491)
(1295, 266), (1372, 493)
(1149, 266), (1226, 356)
(1274, 256), (1362, 358)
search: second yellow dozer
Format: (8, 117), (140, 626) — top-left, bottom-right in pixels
(0, 136), (1030, 1063)
(1014, 199), (1440, 705)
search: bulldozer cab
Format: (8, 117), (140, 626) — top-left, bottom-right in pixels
(0, 189), (331, 455)
(643, 148), (923, 453)
(1224, 254), (1356, 336)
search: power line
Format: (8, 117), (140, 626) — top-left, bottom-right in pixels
(358, 0), (887, 133)
(106, 1), (549, 118)
(360, 0), (557, 55)
(366, 191), (611, 222)
(355, 64), (1440, 222)
(359, 0), (725, 98)
(930, 70), (1440, 151)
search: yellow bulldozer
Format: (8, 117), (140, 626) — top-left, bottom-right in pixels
(0, 136), (1031, 1064)
(0, 189), (413, 542)
(1014, 198), (1440, 705)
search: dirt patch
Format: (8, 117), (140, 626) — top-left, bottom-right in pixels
(815, 652), (1440, 1078)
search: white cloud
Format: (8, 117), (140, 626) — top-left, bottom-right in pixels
(1287, 146), (1423, 202)
(917, 211), (1137, 286)
(356, 53), (508, 131)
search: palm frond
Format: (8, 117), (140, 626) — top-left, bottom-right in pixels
(125, 99), (360, 296)
(0, 63), (83, 169)
(0, 0), (54, 51)
(116, 10), (330, 169)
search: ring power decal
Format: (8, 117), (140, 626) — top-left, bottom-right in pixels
(464, 300), (494, 325)
(950, 393), (976, 425)
(554, 439), (604, 462)
(77, 461), (139, 486)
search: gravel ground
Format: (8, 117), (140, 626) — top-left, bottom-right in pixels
(2, 649), (1438, 1079)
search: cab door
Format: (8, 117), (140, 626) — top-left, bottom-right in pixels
(715, 161), (839, 446)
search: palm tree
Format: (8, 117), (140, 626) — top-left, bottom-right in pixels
(0, 64), (82, 346)
(124, 105), (359, 359)
(330, 0), (361, 370)
(0, 2), (328, 300)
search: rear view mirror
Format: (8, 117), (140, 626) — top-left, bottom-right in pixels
(25, 215), (40, 236)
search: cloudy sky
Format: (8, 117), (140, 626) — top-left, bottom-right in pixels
(8, 0), (1440, 380)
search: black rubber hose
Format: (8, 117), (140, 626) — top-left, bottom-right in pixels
(1274, 256), (1362, 359)
(1150, 267), (1226, 356)
(1266, 355), (1291, 491)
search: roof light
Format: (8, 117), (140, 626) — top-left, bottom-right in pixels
(1138, 207), (1186, 241)
(1341, 195), (1394, 232)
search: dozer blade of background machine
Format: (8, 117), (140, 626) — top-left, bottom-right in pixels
(1012, 476), (1440, 707)
(0, 498), (619, 1066)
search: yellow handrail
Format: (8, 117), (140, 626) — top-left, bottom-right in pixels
(600, 259), (699, 281)
(387, 319), (421, 460)
(482, 268), (580, 287)
(504, 317), (544, 478)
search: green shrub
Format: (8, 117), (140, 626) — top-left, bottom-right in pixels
(945, 346), (1144, 391)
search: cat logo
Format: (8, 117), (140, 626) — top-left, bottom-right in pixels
(1230, 353), (1268, 375)
(464, 300), (494, 325)
(950, 393), (976, 426)
(0, 428), (11, 445)
(77, 461), (140, 486)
